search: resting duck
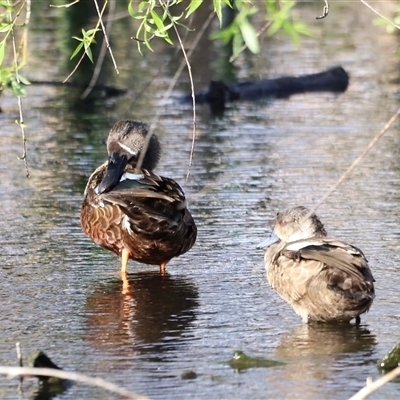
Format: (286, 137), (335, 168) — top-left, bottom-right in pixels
(258, 206), (375, 323)
(80, 120), (197, 275)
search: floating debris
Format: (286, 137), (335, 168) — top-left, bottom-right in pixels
(228, 350), (285, 372)
(377, 343), (400, 373)
(181, 370), (197, 380)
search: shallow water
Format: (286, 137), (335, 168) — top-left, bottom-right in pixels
(1, 1), (400, 399)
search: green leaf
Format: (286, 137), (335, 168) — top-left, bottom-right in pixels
(239, 18), (259, 54)
(70, 42), (84, 59)
(138, 0), (149, 13)
(10, 78), (26, 96)
(0, 23), (11, 33)
(232, 30), (244, 58)
(0, 41), (5, 67)
(85, 28), (100, 37)
(18, 74), (30, 85)
(150, 10), (165, 31)
(128, 1), (137, 18)
(213, 0), (223, 24)
(186, 0), (202, 18)
(85, 45), (94, 63)
(267, 19), (284, 37)
(164, 34), (174, 45)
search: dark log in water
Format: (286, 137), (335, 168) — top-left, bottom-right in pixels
(181, 66), (349, 114)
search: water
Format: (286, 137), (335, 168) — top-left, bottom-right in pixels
(0, 1), (400, 399)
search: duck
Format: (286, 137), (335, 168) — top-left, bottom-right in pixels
(258, 206), (375, 323)
(80, 120), (197, 275)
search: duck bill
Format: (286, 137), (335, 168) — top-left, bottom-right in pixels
(97, 153), (128, 194)
(256, 232), (280, 249)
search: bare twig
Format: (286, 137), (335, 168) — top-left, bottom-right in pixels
(348, 367), (400, 400)
(15, 343), (23, 368)
(360, 0), (400, 30)
(93, 0), (119, 74)
(0, 366), (148, 400)
(316, 0), (329, 20)
(135, 9), (214, 180)
(81, 0), (117, 99)
(50, 0), (80, 7)
(171, 23), (196, 183)
(63, 52), (86, 83)
(308, 107), (400, 218)
(8, 0), (30, 177)
(15, 342), (23, 395)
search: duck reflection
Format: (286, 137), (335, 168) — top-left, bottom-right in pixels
(269, 323), (377, 397)
(85, 271), (199, 359)
(275, 323), (376, 358)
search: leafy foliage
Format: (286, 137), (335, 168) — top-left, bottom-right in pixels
(71, 28), (100, 63)
(0, 0), (313, 97)
(0, 1), (30, 96)
(128, 0), (312, 58)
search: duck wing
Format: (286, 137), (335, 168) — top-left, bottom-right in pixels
(282, 238), (375, 300)
(100, 170), (190, 240)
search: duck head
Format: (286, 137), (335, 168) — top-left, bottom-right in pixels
(98, 120), (161, 194)
(258, 206), (328, 249)
(274, 206), (327, 242)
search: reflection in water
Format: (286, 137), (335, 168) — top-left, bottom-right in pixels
(31, 380), (71, 400)
(85, 272), (199, 360)
(275, 322), (377, 357)
(270, 323), (377, 398)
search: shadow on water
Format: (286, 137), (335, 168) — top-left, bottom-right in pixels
(84, 271), (199, 360)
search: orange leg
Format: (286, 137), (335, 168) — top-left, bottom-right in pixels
(121, 248), (130, 275)
(159, 262), (167, 276)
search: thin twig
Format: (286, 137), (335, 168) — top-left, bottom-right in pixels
(360, 0), (400, 30)
(8, 0), (30, 177)
(81, 0), (117, 99)
(308, 107), (400, 217)
(93, 0), (119, 74)
(171, 23), (196, 183)
(316, 0), (329, 20)
(63, 51), (85, 83)
(135, 9), (214, 179)
(15, 343), (23, 395)
(50, 0), (80, 8)
(0, 366), (148, 400)
(348, 367), (400, 400)
(15, 343), (23, 368)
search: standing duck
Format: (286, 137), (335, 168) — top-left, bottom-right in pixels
(258, 206), (375, 323)
(81, 120), (197, 275)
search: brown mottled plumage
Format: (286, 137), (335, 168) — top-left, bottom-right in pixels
(260, 206), (375, 323)
(81, 120), (197, 274)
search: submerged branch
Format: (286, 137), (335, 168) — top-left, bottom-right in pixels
(0, 366), (148, 400)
